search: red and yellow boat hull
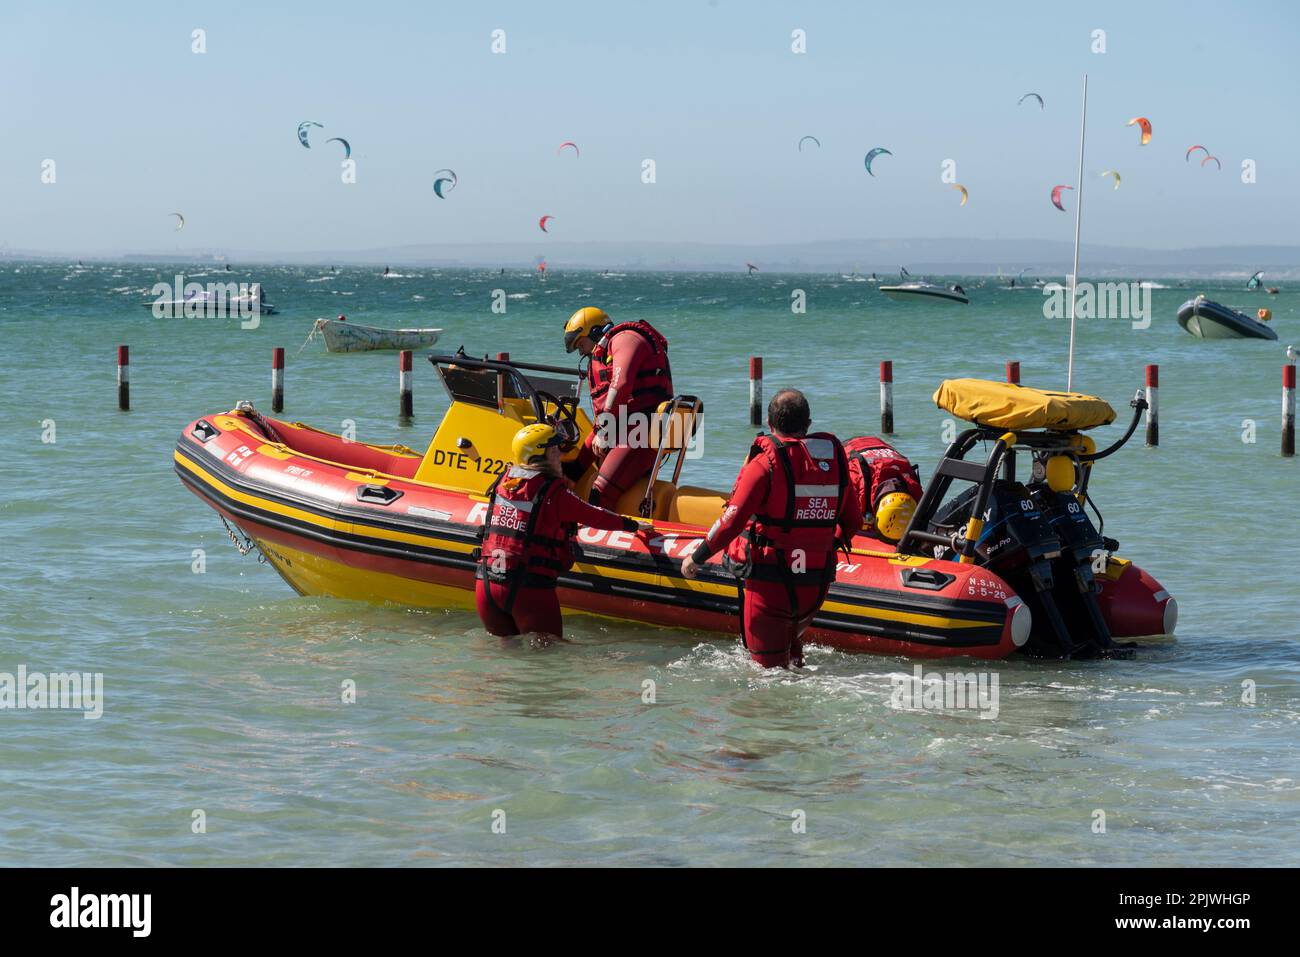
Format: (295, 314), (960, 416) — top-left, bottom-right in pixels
(175, 412), (1036, 658)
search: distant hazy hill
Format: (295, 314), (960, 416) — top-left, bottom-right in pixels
(7, 238), (1299, 277)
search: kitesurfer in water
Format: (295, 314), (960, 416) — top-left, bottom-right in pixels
(680, 390), (861, 668)
(475, 423), (649, 640)
(563, 307), (675, 508)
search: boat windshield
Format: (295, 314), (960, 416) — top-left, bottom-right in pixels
(434, 361), (580, 410)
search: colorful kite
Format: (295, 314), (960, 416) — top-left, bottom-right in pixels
(1127, 116), (1152, 145)
(864, 147), (892, 176)
(297, 121), (323, 148)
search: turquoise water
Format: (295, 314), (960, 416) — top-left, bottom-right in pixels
(1, 262), (1296, 866)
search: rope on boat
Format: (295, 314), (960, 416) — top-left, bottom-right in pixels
(219, 515), (267, 562)
(297, 319), (325, 355)
(234, 400), (284, 444)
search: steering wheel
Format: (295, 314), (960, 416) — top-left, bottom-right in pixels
(534, 391), (581, 449)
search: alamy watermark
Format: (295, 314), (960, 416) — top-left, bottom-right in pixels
(1, 666), (103, 719)
(150, 275), (265, 327)
(1042, 280), (1152, 329)
(593, 406), (704, 460)
(890, 665), (999, 718)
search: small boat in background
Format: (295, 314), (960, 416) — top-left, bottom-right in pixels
(1176, 296), (1277, 341)
(149, 284), (278, 317)
(311, 317), (442, 353)
(879, 281), (969, 304)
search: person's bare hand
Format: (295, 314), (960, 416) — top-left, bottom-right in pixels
(680, 554), (700, 579)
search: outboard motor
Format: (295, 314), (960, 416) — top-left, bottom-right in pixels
(1030, 486), (1131, 659)
(932, 482), (1077, 657)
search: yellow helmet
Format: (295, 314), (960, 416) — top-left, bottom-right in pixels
(874, 492), (917, 542)
(1045, 455), (1076, 492)
(511, 423), (562, 466)
(563, 307), (610, 352)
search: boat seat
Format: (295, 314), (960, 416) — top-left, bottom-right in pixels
(613, 480), (677, 521)
(665, 485), (727, 528)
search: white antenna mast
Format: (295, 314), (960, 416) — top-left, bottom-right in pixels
(1066, 73), (1088, 391)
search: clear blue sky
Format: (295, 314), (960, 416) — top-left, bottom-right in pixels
(2, 0), (1297, 254)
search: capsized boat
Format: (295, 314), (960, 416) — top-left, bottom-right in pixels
(311, 318), (442, 353)
(1177, 296), (1278, 340)
(174, 354), (1174, 659)
(879, 281), (970, 304)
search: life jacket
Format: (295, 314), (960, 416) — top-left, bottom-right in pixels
(476, 466), (577, 606)
(587, 320), (674, 415)
(724, 433), (849, 587)
(844, 435), (923, 517)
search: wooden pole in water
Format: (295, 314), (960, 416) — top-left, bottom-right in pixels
(399, 350), (413, 420)
(1145, 364), (1159, 447)
(1006, 361), (1021, 385)
(880, 361), (894, 435)
(271, 347), (285, 413)
(749, 356), (763, 426)
(117, 345), (130, 411)
(1283, 363), (1296, 457)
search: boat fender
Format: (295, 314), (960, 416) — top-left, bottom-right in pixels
(1045, 455), (1076, 493)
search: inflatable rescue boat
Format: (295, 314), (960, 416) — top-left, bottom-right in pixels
(1177, 296), (1278, 341)
(174, 353), (1175, 659)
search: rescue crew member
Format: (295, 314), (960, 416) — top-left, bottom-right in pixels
(679, 389), (862, 668)
(476, 422), (650, 640)
(843, 435), (924, 543)
(562, 307), (674, 507)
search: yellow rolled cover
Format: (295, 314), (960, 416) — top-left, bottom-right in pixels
(932, 379), (1116, 431)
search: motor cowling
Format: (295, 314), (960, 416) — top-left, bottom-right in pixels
(1030, 487), (1124, 657)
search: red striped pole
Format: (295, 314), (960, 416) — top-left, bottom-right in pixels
(117, 345), (130, 411)
(749, 356), (763, 426)
(399, 350), (413, 420)
(1284, 363), (1296, 458)
(1006, 361), (1020, 384)
(880, 361), (894, 434)
(1145, 364), (1159, 447)
(272, 347), (285, 413)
